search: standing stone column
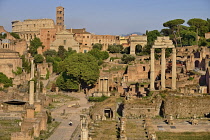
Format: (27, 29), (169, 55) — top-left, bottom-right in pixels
(80, 114), (88, 140)
(150, 48), (155, 90)
(30, 58), (34, 80)
(29, 80), (34, 105)
(161, 48), (166, 90)
(172, 48), (176, 90)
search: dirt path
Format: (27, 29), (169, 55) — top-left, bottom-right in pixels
(47, 92), (91, 140)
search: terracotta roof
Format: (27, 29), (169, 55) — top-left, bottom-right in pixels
(66, 28), (91, 34)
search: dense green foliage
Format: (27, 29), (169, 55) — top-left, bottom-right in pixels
(88, 48), (109, 63)
(21, 55), (31, 73)
(92, 43), (102, 50)
(163, 19), (185, 47)
(0, 72), (13, 88)
(44, 47), (76, 73)
(135, 45), (142, 54)
(108, 44), (123, 53)
(10, 32), (20, 39)
(12, 67), (23, 75)
(88, 96), (109, 102)
(34, 54), (44, 63)
(56, 53), (100, 91)
(146, 30), (161, 45)
(57, 46), (67, 60)
(43, 49), (57, 57)
(121, 54), (135, 64)
(28, 37), (44, 57)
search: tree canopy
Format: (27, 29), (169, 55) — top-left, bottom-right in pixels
(34, 54), (44, 63)
(121, 54), (135, 64)
(92, 43), (103, 50)
(28, 37), (44, 57)
(88, 48), (109, 60)
(56, 53), (99, 91)
(187, 18), (209, 45)
(107, 44), (123, 53)
(163, 19), (185, 47)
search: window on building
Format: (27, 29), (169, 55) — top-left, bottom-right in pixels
(84, 50), (87, 53)
(143, 66), (146, 71)
(83, 36), (85, 38)
(85, 44), (87, 45)
(63, 40), (66, 45)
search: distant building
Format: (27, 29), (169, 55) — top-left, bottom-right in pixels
(67, 28), (120, 52)
(50, 30), (79, 52)
(12, 19), (55, 44)
(56, 6), (65, 31)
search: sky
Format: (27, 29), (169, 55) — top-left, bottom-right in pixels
(0, 0), (209, 35)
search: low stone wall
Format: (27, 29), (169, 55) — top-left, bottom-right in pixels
(163, 96), (210, 118)
(124, 102), (161, 118)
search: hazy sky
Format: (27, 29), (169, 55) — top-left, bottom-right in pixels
(0, 0), (209, 35)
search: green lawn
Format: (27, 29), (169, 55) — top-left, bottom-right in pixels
(156, 132), (210, 140)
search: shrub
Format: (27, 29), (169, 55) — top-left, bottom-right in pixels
(88, 96), (109, 102)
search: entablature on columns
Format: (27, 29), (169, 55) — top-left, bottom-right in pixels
(152, 45), (175, 49)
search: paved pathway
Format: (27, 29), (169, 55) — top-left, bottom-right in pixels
(48, 92), (91, 140)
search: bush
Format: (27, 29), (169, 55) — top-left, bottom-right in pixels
(88, 96), (109, 102)
(0, 72), (13, 87)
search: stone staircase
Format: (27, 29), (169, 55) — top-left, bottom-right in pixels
(126, 119), (148, 140)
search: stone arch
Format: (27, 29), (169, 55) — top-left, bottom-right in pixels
(135, 44), (142, 54)
(195, 60), (200, 68)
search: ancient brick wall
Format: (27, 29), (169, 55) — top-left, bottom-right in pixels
(163, 96), (210, 118)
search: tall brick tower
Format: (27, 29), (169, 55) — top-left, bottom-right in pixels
(56, 6), (64, 31)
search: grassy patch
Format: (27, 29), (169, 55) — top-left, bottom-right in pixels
(156, 132), (210, 140)
(0, 119), (21, 140)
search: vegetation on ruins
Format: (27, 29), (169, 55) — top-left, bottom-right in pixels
(21, 55), (31, 73)
(34, 54), (44, 63)
(12, 67), (23, 75)
(56, 53), (99, 91)
(121, 54), (135, 64)
(88, 96), (109, 102)
(0, 119), (21, 140)
(108, 44), (123, 53)
(135, 44), (142, 55)
(10, 32), (20, 39)
(43, 49), (57, 57)
(28, 37), (44, 57)
(0, 33), (7, 39)
(0, 72), (13, 88)
(92, 43), (103, 50)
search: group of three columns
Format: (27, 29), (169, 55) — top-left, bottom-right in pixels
(150, 47), (176, 90)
